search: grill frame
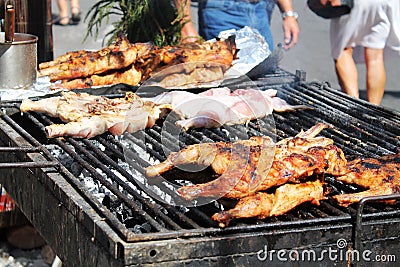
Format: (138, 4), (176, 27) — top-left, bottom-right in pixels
(0, 75), (399, 266)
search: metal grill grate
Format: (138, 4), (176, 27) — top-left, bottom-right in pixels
(1, 80), (400, 239)
(0, 78), (400, 266)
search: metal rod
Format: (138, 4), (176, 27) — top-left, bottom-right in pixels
(0, 161), (58, 168)
(0, 146), (39, 152)
(353, 194), (400, 251)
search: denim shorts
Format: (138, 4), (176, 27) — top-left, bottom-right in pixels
(198, 0), (274, 50)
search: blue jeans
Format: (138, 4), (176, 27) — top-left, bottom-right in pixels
(198, 0), (274, 50)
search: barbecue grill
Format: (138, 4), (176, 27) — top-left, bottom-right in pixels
(0, 70), (399, 266)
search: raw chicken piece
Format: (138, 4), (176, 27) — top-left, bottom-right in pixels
(20, 92), (171, 139)
(145, 87), (308, 130)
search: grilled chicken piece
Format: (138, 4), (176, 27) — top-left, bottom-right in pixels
(212, 179), (325, 227)
(146, 123), (348, 199)
(145, 123), (329, 177)
(51, 65), (142, 89)
(145, 136), (273, 177)
(39, 42), (153, 82)
(38, 33), (132, 70)
(139, 36), (236, 74)
(146, 135), (276, 198)
(146, 123), (328, 177)
(333, 152), (400, 207)
(151, 63), (226, 89)
(40, 36), (236, 89)
(20, 92), (171, 138)
(177, 143), (346, 199)
(165, 36), (235, 66)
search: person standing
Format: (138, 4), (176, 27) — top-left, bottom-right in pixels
(55, 0), (81, 26)
(176, 0), (299, 51)
(330, 0), (400, 105)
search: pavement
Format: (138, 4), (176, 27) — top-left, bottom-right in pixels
(51, 0), (399, 112)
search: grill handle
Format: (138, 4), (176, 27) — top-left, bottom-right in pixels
(353, 194), (400, 252)
(0, 146), (59, 169)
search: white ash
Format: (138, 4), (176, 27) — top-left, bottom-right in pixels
(44, 136), (197, 232)
(121, 137), (160, 165)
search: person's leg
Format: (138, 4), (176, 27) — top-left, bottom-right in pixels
(266, 0), (276, 24)
(198, 0), (237, 40)
(70, 0), (81, 23)
(364, 47), (385, 106)
(57, 0), (69, 25)
(250, 1), (273, 49)
(334, 47), (359, 98)
(199, 0), (273, 48)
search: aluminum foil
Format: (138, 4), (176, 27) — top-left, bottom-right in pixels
(0, 76), (59, 101)
(221, 26), (272, 78)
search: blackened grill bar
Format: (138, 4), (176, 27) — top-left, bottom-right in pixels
(0, 75), (399, 266)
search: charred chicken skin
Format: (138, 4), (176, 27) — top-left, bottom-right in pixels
(38, 32), (132, 70)
(39, 43), (153, 82)
(333, 151), (400, 207)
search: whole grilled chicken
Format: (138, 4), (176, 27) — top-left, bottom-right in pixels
(146, 123), (348, 199)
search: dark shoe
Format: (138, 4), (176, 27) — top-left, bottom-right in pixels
(71, 7), (81, 24)
(54, 16), (70, 26)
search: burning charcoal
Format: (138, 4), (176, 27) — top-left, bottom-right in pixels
(131, 224), (144, 234)
(140, 222), (151, 232)
(102, 194), (111, 208)
(129, 222), (152, 234)
(102, 194), (121, 210)
(70, 162), (83, 177)
(178, 205), (189, 213)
